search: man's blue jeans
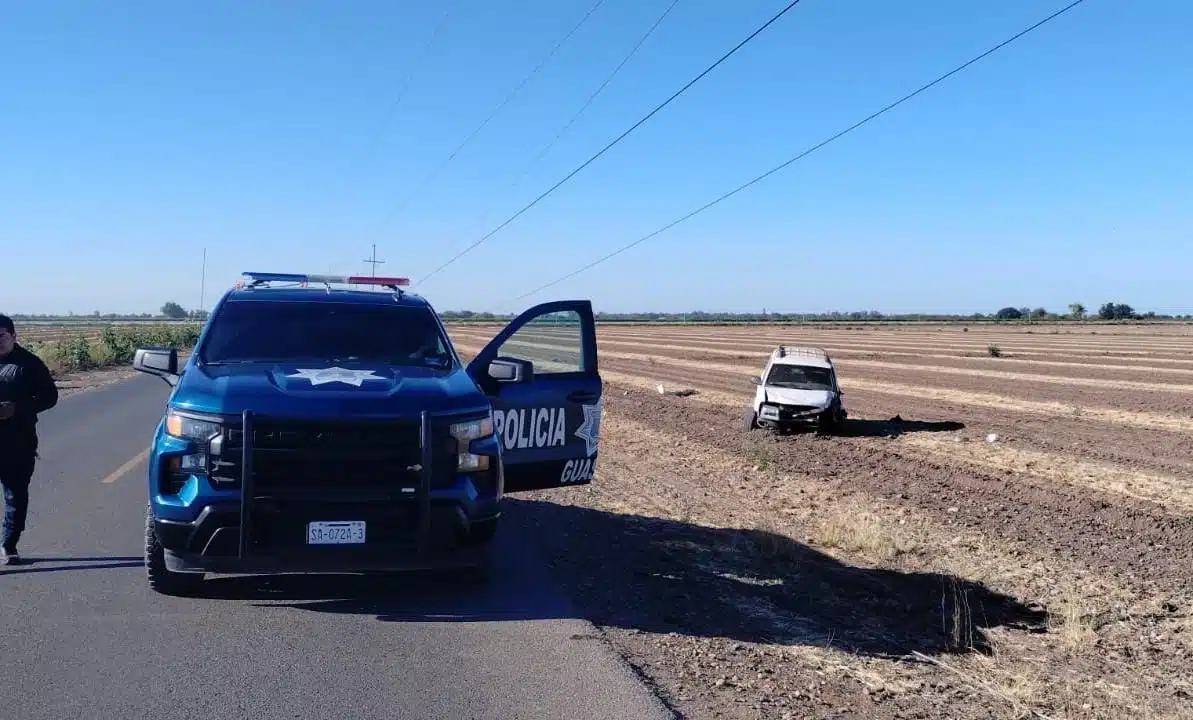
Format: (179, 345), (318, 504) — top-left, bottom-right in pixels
(1, 451), (35, 553)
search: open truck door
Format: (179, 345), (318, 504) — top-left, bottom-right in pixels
(465, 300), (601, 492)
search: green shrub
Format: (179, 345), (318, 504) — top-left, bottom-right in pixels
(100, 325), (137, 364)
(29, 323), (202, 376)
(37, 336), (96, 374)
(59, 336), (95, 371)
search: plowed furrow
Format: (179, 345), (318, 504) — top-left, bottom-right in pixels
(587, 329), (1193, 358)
(454, 331), (1193, 388)
(450, 338), (1193, 517)
(602, 386), (1193, 591)
(452, 337), (1193, 433)
(511, 407), (1189, 720)
(480, 332), (1193, 380)
(589, 357), (1193, 507)
(452, 338), (1193, 474)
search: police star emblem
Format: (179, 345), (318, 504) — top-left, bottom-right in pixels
(285, 366), (385, 387)
(574, 396), (602, 457)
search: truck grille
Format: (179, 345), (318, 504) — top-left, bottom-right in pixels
(211, 417), (457, 493)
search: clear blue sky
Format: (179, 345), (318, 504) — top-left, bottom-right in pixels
(1, 0), (1189, 316)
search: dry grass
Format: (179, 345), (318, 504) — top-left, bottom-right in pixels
(912, 648), (1059, 720)
(808, 509), (915, 562)
(900, 434), (1193, 513)
(1051, 592), (1100, 653)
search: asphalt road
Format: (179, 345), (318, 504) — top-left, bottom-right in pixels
(0, 375), (672, 720)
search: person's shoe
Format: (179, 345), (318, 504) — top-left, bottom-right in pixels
(0, 549), (20, 566)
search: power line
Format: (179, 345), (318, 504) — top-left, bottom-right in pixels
(502, 0), (1090, 306)
(412, 0), (806, 288)
(304, 4), (459, 243)
(356, 4), (459, 169)
(460, 0), (684, 236)
(380, 0), (610, 228)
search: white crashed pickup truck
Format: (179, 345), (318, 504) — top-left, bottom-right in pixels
(744, 345), (846, 433)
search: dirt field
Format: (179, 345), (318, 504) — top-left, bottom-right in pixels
(17, 326), (106, 344)
(448, 322), (1193, 720)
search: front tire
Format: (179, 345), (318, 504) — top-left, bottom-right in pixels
(447, 539), (493, 588)
(467, 549), (492, 585)
(463, 517), (498, 547)
(817, 402), (844, 435)
(144, 505), (204, 597)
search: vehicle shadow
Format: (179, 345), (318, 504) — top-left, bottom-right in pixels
(760, 416), (964, 439)
(0, 556), (144, 576)
(836, 416), (966, 439)
(225, 500), (1047, 658)
(206, 539), (574, 623)
(508, 499), (1047, 657)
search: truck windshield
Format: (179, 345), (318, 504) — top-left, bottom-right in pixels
(765, 364), (834, 391)
(199, 300), (453, 367)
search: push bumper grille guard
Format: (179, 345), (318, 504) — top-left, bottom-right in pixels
(236, 409), (435, 560)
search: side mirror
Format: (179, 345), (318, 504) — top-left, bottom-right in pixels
(749, 375), (762, 386)
(489, 357), (532, 384)
(134, 347), (180, 386)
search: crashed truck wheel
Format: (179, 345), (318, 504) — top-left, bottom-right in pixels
(742, 409), (759, 431)
(816, 403), (844, 435)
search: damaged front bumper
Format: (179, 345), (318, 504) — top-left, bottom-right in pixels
(757, 401), (837, 426)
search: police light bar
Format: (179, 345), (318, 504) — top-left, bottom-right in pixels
(348, 275), (409, 286)
(241, 272), (409, 288)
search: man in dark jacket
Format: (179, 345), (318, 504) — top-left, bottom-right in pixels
(0, 314), (59, 565)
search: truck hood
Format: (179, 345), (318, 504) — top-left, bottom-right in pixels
(169, 360), (488, 418)
(764, 387), (835, 407)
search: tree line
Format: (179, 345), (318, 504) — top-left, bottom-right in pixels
(8, 303), (208, 322)
(9, 301), (1185, 325)
(992, 302), (1156, 322)
(444, 303), (1185, 324)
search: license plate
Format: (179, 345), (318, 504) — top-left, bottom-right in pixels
(306, 521), (366, 545)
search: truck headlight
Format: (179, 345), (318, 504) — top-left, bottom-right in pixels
(457, 453), (490, 472)
(165, 410), (222, 443)
(758, 404), (780, 420)
(451, 414), (494, 472)
(449, 414), (494, 442)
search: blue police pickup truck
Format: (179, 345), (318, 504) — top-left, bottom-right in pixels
(132, 271), (602, 595)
